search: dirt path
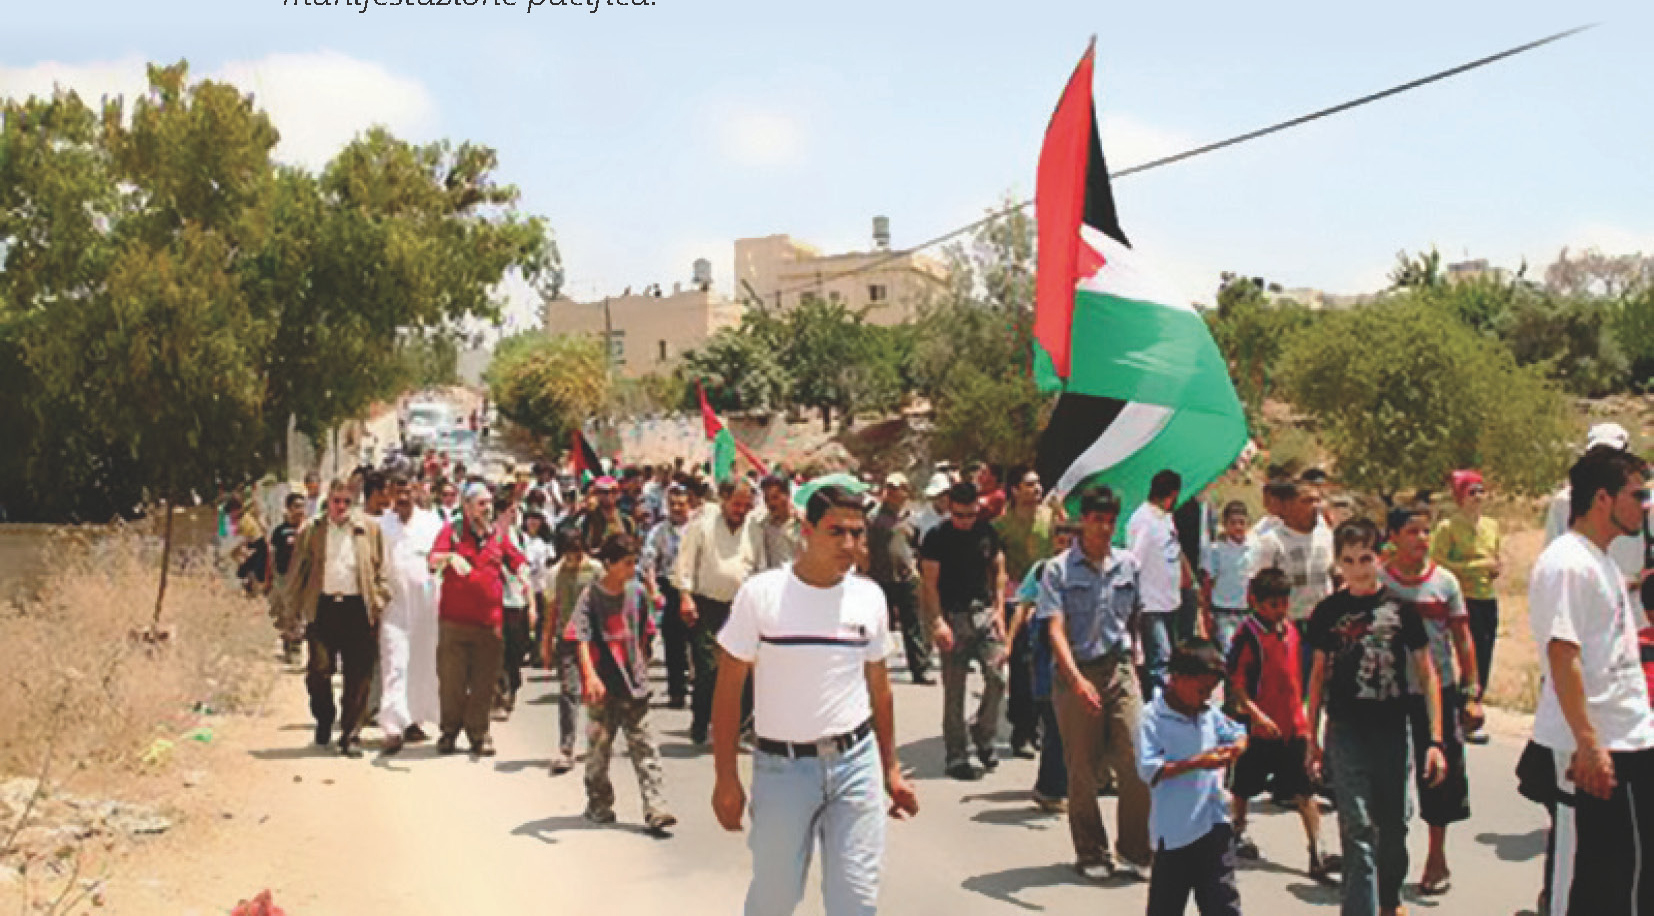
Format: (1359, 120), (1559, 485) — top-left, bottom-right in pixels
(73, 652), (1550, 916)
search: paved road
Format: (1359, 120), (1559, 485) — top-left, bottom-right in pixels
(124, 651), (1550, 916)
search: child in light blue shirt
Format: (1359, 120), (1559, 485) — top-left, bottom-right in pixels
(1202, 501), (1252, 655)
(1137, 638), (1247, 916)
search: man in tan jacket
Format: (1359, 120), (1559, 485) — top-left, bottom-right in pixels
(283, 478), (391, 757)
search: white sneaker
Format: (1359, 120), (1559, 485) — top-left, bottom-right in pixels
(1113, 861), (1148, 883)
(1077, 861), (1114, 882)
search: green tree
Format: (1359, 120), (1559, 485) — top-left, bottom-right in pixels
(677, 313), (792, 414)
(1205, 274), (1316, 427)
(1615, 283), (1654, 387)
(6, 64), (277, 622)
(910, 197), (1048, 464)
(0, 62), (558, 624)
(485, 332), (609, 451)
(1277, 295), (1572, 499)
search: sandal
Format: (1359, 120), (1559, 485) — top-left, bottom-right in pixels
(1418, 874), (1452, 895)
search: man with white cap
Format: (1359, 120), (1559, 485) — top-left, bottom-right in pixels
(428, 481), (529, 756)
(867, 472), (933, 684)
(913, 472), (954, 539)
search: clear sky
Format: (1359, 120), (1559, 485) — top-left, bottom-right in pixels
(5, 0), (1649, 330)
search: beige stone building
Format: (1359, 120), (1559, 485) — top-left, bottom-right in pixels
(544, 220), (950, 378)
(734, 218), (949, 325)
(541, 265), (743, 380)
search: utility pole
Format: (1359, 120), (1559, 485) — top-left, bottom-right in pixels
(602, 297), (613, 381)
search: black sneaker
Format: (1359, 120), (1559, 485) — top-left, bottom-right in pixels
(977, 747), (1000, 771)
(1308, 848), (1339, 886)
(1235, 833), (1261, 860)
(314, 723), (332, 747)
(946, 761), (981, 781)
(436, 733), (459, 755)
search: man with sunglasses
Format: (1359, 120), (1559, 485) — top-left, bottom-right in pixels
(920, 480), (1009, 780)
(1528, 447), (1654, 915)
(283, 479), (392, 758)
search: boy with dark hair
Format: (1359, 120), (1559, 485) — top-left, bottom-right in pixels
(546, 528), (601, 774)
(267, 492), (309, 663)
(1203, 501), (1252, 654)
(1227, 567), (1334, 882)
(1137, 638), (1247, 916)
(1307, 517), (1447, 916)
(570, 532), (674, 833)
(1040, 485), (1154, 881)
(921, 479), (1009, 780)
(1381, 504), (1480, 896)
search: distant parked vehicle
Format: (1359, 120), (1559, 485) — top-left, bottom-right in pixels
(404, 401), (454, 450)
(435, 427), (480, 467)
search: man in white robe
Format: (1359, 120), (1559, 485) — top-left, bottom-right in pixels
(379, 472), (444, 753)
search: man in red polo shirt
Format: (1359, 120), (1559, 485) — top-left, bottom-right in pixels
(429, 481), (527, 756)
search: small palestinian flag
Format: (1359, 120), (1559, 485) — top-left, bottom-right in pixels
(697, 381), (767, 483)
(1032, 40), (1248, 524)
(571, 427), (602, 487)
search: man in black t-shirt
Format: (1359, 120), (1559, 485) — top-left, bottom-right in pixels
(1305, 517), (1447, 916)
(266, 492), (308, 663)
(920, 481), (1009, 780)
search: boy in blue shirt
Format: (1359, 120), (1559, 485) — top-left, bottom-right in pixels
(1137, 638), (1247, 916)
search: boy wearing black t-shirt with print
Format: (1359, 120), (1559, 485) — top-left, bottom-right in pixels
(267, 493), (307, 663)
(1306, 518), (1446, 916)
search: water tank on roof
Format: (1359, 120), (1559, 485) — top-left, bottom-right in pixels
(873, 215), (890, 250)
(692, 258), (713, 290)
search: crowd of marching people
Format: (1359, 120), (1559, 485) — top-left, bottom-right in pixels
(206, 418), (1654, 916)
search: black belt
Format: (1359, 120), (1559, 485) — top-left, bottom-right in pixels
(756, 718), (873, 759)
(321, 593), (362, 603)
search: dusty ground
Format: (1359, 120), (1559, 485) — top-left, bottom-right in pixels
(3, 651), (1550, 916)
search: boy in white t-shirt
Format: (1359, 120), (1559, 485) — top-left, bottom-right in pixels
(1528, 446), (1654, 916)
(712, 483), (920, 916)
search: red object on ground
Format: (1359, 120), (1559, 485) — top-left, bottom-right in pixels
(232, 890), (285, 916)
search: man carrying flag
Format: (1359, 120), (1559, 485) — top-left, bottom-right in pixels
(1029, 39), (1249, 883)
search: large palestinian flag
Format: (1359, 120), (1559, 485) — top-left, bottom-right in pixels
(1032, 41), (1248, 523)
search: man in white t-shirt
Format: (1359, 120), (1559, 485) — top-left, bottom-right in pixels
(1543, 423), (1649, 616)
(712, 483), (920, 916)
(1127, 469), (1188, 696)
(1528, 446), (1654, 915)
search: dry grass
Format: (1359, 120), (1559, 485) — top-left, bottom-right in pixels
(0, 523), (276, 783)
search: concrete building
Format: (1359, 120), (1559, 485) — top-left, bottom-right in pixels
(541, 260), (743, 380)
(734, 217), (949, 325)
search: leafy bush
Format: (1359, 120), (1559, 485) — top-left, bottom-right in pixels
(485, 332), (608, 449)
(1277, 294), (1572, 498)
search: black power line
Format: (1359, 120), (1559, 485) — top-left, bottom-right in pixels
(752, 24), (1594, 307)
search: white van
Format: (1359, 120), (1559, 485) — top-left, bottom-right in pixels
(404, 401), (454, 450)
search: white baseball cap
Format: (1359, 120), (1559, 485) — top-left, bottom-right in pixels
(922, 472), (952, 498)
(1586, 422), (1630, 452)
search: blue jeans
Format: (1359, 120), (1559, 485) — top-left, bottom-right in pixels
(1327, 717), (1412, 916)
(1033, 699), (1067, 799)
(1138, 611), (1174, 697)
(746, 732), (885, 915)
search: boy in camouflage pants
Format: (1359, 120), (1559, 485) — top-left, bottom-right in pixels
(570, 532), (676, 834)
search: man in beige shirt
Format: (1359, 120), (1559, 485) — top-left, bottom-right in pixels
(674, 477), (760, 745)
(283, 479), (391, 758)
(756, 474), (805, 573)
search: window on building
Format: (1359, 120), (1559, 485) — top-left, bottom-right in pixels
(868, 283), (888, 303)
(607, 330), (626, 366)
(658, 340), (668, 362)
